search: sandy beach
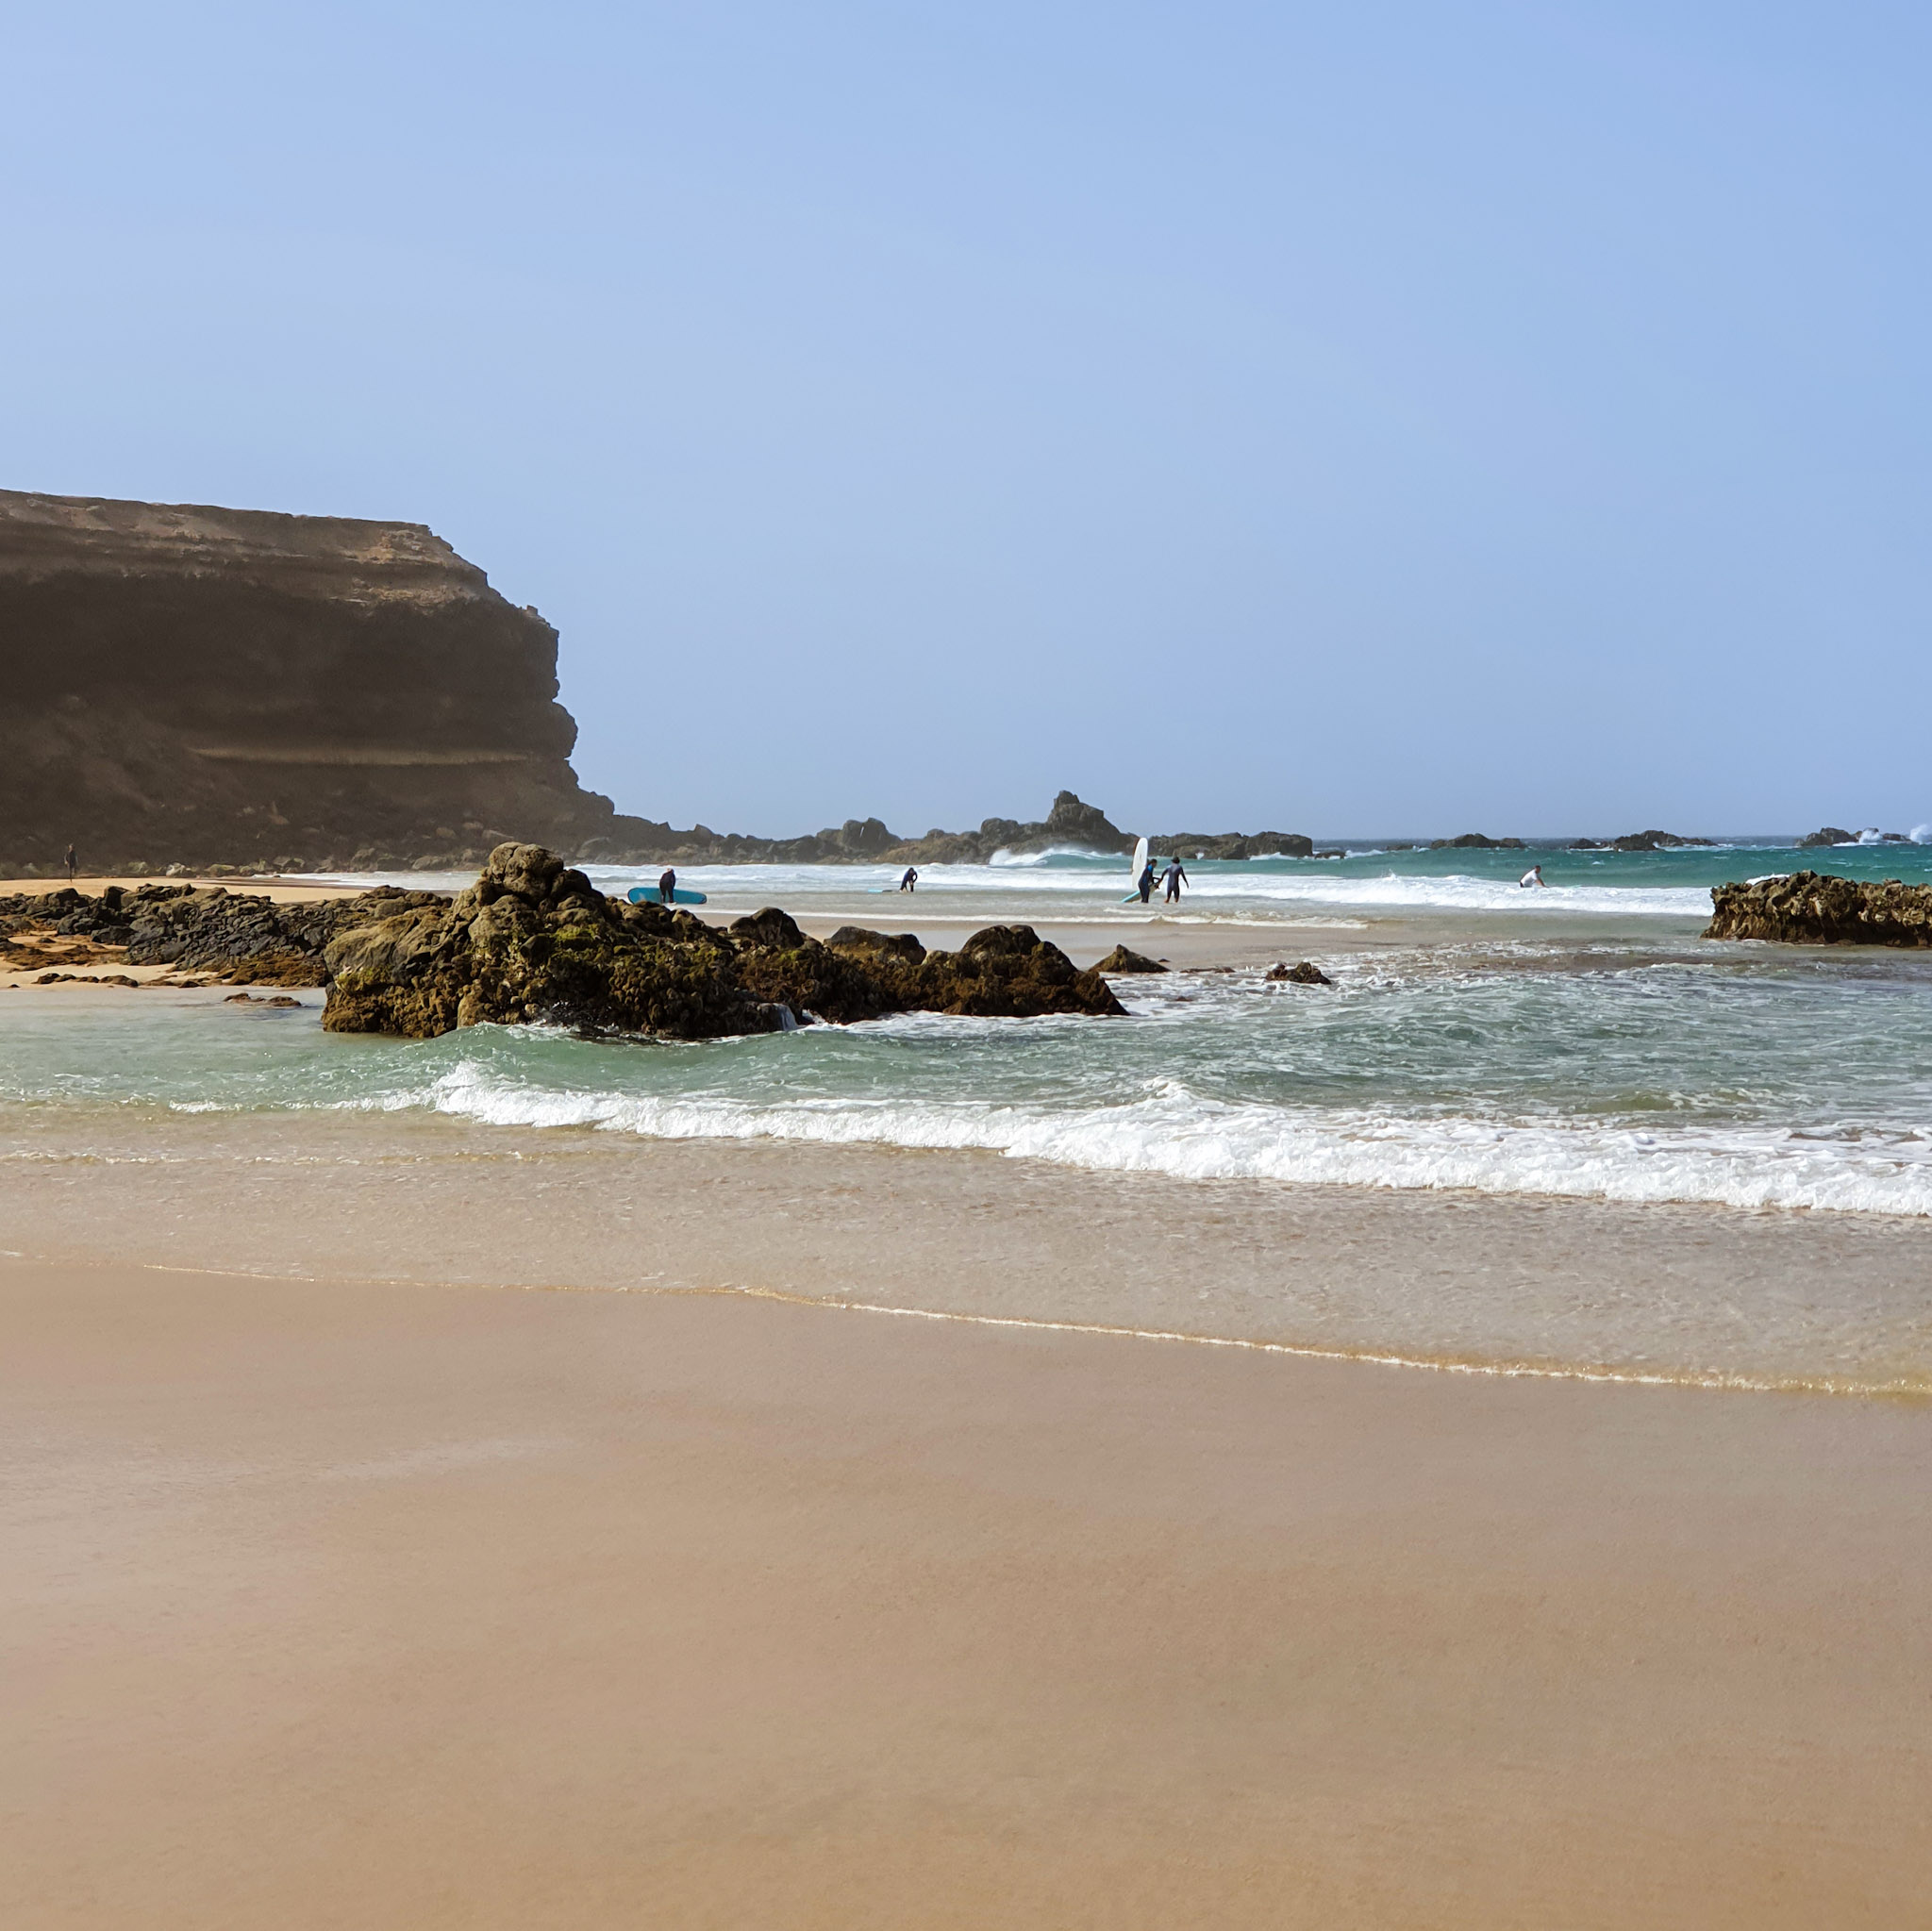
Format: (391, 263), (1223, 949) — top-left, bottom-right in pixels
(6, 1115), (1932, 1928)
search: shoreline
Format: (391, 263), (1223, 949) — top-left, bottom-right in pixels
(8, 1110), (1932, 1393)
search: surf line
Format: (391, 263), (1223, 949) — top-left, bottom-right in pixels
(78, 1256), (1921, 1401)
(640, 1279), (1911, 1401)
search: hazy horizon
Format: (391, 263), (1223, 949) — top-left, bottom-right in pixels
(6, 4), (1928, 839)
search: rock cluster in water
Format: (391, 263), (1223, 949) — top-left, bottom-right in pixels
(1266, 959), (1336, 985)
(1704, 872), (1932, 946)
(320, 844), (1124, 1039)
(1795, 825), (1915, 848)
(1570, 829), (1715, 852)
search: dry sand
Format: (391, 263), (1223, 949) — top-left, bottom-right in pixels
(5, 1128), (1931, 1927)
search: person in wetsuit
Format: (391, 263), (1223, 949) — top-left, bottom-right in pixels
(1137, 859), (1157, 904)
(1161, 857), (1189, 904)
(900, 867), (918, 892)
(658, 867), (677, 904)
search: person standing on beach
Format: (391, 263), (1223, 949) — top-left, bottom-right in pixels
(899, 866), (918, 892)
(1161, 857), (1188, 904)
(64, 843), (77, 884)
(658, 866), (677, 904)
(1137, 858), (1157, 904)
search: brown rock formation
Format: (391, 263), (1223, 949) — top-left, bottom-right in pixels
(1266, 959), (1336, 985)
(1092, 945), (1168, 974)
(1704, 873), (1932, 946)
(320, 845), (1125, 1039)
(0, 881), (444, 984)
(0, 490), (659, 874)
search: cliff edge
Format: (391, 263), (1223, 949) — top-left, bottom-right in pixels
(0, 489), (653, 873)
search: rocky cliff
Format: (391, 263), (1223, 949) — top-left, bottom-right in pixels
(1704, 873), (1932, 946)
(0, 490), (660, 874)
(0, 489), (1322, 874)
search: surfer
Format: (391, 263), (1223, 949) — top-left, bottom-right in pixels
(658, 866), (677, 904)
(899, 866), (918, 892)
(1161, 857), (1188, 904)
(1137, 859), (1157, 905)
(1519, 864), (1546, 889)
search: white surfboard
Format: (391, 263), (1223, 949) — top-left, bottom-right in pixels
(1120, 835), (1151, 902)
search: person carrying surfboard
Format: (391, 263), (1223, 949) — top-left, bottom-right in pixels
(1161, 857), (1188, 904)
(1137, 858), (1157, 904)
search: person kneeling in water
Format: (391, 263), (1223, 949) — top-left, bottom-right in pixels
(899, 866), (918, 892)
(1519, 863), (1546, 888)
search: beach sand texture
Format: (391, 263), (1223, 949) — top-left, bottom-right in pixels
(7, 1129), (1932, 1928)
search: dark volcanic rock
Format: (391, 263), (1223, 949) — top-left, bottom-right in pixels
(824, 927), (927, 963)
(1609, 829), (1714, 852)
(1093, 944), (1168, 974)
(1266, 959), (1336, 985)
(1796, 827), (1857, 849)
(911, 925), (1124, 1019)
(1430, 833), (1526, 851)
(1704, 872), (1932, 946)
(321, 845), (1124, 1039)
(0, 490), (663, 874)
(878, 791), (1133, 867)
(1157, 831), (1314, 860)
(0, 879), (441, 984)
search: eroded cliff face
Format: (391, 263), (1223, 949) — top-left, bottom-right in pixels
(0, 490), (649, 873)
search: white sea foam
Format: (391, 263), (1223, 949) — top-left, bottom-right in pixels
(402, 1064), (1932, 1219)
(987, 844), (1121, 867)
(572, 859), (1713, 920)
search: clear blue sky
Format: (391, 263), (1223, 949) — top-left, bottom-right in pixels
(5, 4), (1927, 838)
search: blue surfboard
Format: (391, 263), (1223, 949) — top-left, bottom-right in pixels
(627, 886), (708, 906)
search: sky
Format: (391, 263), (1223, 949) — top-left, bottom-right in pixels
(4, 3), (1928, 840)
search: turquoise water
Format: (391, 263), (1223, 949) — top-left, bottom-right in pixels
(9, 840), (1931, 1389)
(7, 908), (1932, 1218)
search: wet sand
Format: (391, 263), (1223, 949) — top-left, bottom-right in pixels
(5, 1129), (1932, 1926)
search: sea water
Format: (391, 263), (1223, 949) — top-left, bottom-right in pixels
(8, 840), (1932, 1218)
(6, 841), (1930, 1383)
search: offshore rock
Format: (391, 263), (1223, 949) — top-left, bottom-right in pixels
(1704, 872), (1932, 947)
(878, 791), (1133, 867)
(1608, 829), (1714, 852)
(1156, 831), (1314, 860)
(1266, 959), (1336, 985)
(1093, 944), (1168, 974)
(321, 846), (1124, 1039)
(1796, 827), (1857, 849)
(1430, 832), (1526, 851)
